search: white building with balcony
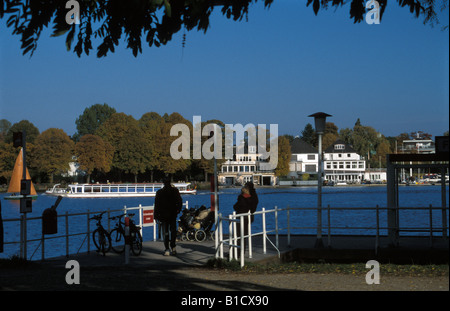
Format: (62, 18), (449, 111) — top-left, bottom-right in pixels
(323, 140), (366, 183)
(218, 145), (276, 186)
(286, 138), (367, 184)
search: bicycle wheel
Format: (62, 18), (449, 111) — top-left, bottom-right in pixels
(110, 228), (125, 253)
(93, 229), (111, 255)
(186, 229), (195, 241)
(195, 229), (206, 242)
(131, 230), (143, 256)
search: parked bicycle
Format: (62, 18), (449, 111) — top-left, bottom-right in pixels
(90, 212), (111, 256)
(109, 213), (142, 256)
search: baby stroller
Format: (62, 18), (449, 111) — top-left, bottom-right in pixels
(178, 205), (215, 242)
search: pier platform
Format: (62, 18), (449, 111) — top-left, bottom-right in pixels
(42, 234), (449, 269)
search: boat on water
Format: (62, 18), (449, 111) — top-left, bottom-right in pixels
(4, 148), (38, 200)
(45, 182), (197, 198)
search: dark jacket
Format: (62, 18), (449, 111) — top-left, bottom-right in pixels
(248, 189), (258, 215)
(233, 193), (253, 215)
(154, 185), (182, 221)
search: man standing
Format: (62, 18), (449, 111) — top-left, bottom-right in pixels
(154, 177), (182, 256)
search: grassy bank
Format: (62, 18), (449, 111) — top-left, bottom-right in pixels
(205, 258), (449, 277)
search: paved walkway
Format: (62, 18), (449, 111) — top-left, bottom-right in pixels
(42, 234), (449, 268)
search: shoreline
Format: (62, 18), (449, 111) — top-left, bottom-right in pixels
(1, 182), (447, 194)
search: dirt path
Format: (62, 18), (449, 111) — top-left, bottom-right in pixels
(1, 264), (448, 291)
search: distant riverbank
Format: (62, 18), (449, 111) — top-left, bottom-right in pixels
(2, 180), (446, 193)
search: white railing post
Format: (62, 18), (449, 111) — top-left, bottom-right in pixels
(153, 204), (157, 241)
(219, 214), (224, 259)
(240, 214), (244, 268)
(248, 213), (252, 259)
(139, 204), (143, 237)
(215, 213), (222, 259)
(228, 215), (233, 261)
(232, 213), (237, 259)
(262, 207), (267, 254)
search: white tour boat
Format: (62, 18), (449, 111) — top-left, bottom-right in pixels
(45, 182), (197, 198)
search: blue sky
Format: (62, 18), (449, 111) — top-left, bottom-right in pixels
(0, 1), (448, 139)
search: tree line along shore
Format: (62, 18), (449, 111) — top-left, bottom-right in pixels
(1, 104), (447, 186)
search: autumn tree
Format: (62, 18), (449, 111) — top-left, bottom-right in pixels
(339, 119), (393, 168)
(75, 134), (114, 183)
(139, 112), (166, 181)
(74, 103), (116, 141)
(274, 135), (291, 177)
(32, 128), (75, 183)
(301, 123), (316, 147)
(0, 141), (17, 183)
(0, 119), (11, 142)
(5, 120), (40, 144)
(193, 119), (227, 182)
(159, 112), (192, 179)
(96, 113), (151, 182)
(375, 139), (392, 168)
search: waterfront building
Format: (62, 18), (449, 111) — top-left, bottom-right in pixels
(323, 139), (366, 183)
(364, 168), (387, 183)
(401, 138), (435, 154)
(218, 145), (276, 186)
(284, 137), (319, 185)
(285, 137), (367, 185)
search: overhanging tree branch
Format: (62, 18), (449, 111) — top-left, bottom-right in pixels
(0, 0), (445, 58)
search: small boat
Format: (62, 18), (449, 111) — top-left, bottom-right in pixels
(4, 148), (38, 200)
(45, 182), (197, 198)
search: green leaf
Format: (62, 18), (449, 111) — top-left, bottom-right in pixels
(51, 28), (70, 37)
(65, 26), (75, 51)
(163, 0), (171, 18)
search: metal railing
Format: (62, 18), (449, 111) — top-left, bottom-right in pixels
(1, 201), (188, 261)
(2, 202), (448, 266)
(215, 205), (449, 267)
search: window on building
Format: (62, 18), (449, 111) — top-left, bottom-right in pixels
(335, 144), (345, 150)
(307, 154), (315, 160)
(305, 164), (316, 172)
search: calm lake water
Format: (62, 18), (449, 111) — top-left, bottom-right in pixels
(1, 185), (448, 260)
